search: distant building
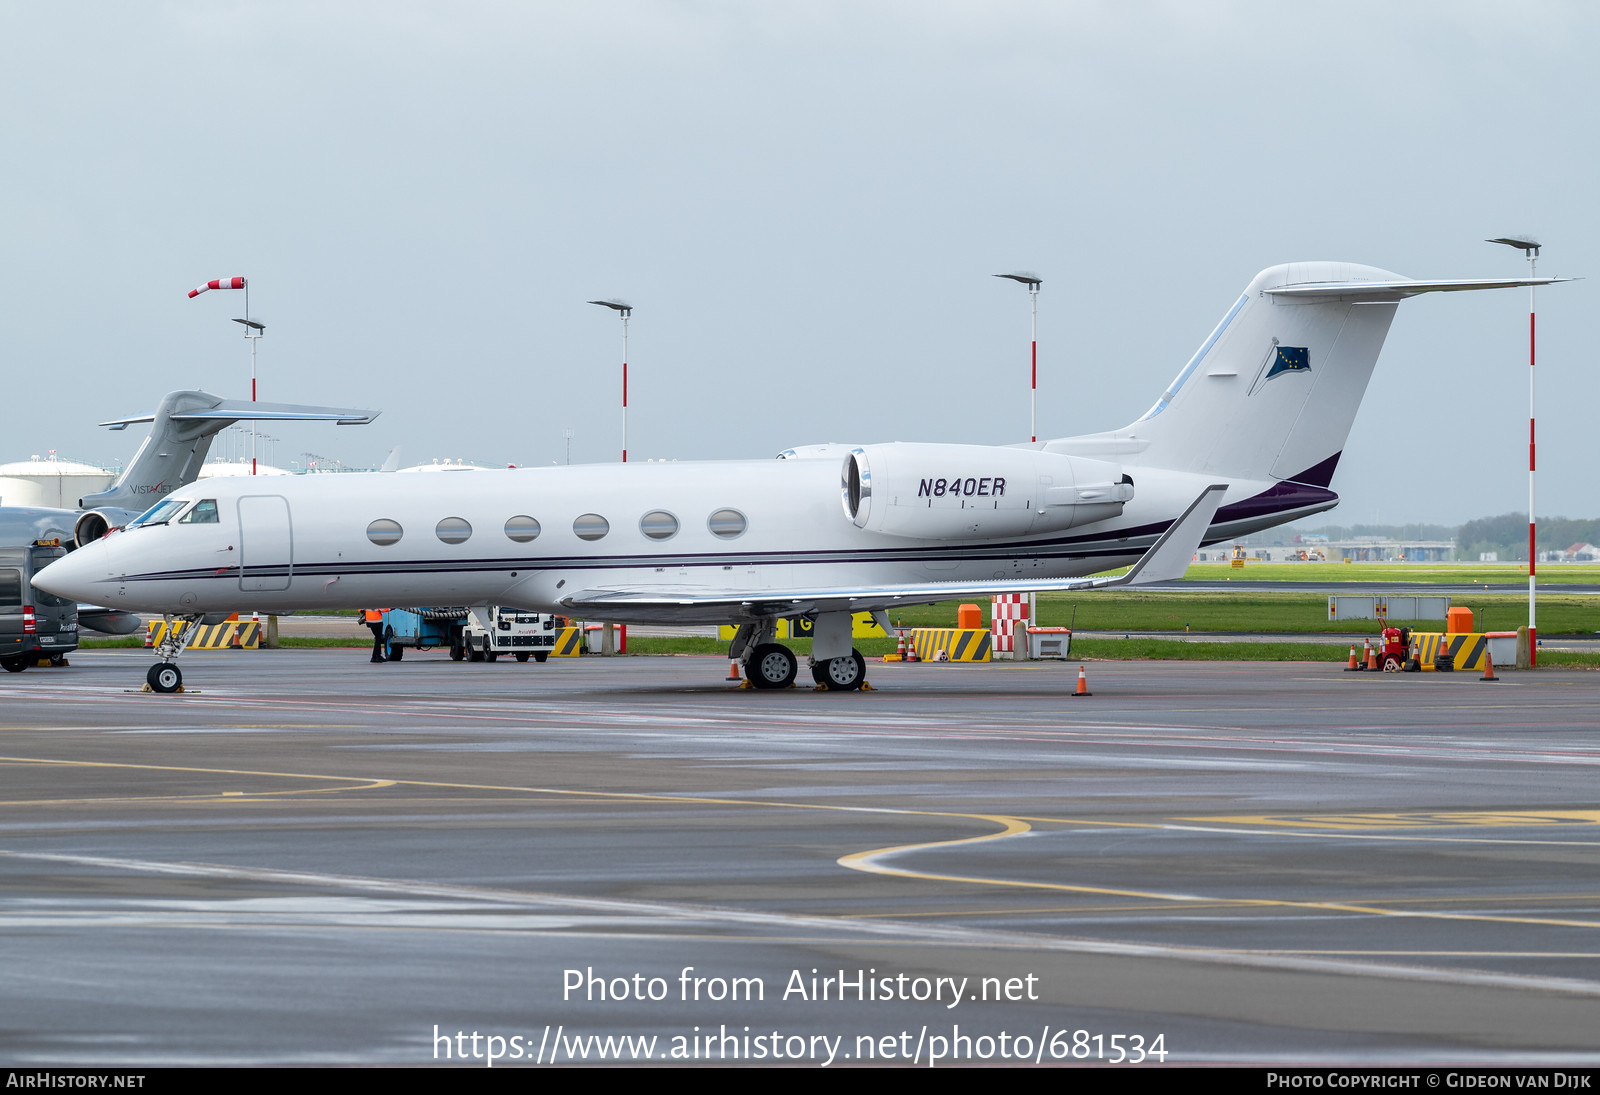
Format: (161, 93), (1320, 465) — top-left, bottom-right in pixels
(1196, 538), (1453, 563)
(1541, 543), (1600, 563)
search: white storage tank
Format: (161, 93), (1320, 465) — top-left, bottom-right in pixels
(0, 455), (116, 508)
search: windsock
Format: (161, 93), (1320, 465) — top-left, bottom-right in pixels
(188, 277), (246, 298)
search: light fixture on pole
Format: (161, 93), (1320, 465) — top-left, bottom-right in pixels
(994, 273), (1043, 444)
(188, 276), (263, 475)
(1486, 236), (1542, 665)
(588, 300), (632, 463)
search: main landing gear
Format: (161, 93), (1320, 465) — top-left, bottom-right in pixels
(729, 620), (870, 692)
(146, 613), (202, 693)
(745, 643), (798, 689)
(811, 650), (868, 691)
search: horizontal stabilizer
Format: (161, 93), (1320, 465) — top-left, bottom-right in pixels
(1264, 277), (1573, 302)
(101, 400), (379, 430)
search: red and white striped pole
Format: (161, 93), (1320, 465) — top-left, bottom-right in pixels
(588, 300), (633, 463)
(1029, 282), (1038, 444)
(1527, 249), (1538, 664)
(588, 299), (634, 655)
(1488, 238), (1544, 664)
(994, 273), (1043, 444)
(621, 309), (629, 464)
(997, 273), (1043, 624)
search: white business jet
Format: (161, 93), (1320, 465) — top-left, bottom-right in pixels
(35, 262), (1563, 693)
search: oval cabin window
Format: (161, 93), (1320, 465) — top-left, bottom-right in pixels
(366, 519), (404, 546)
(639, 510), (679, 540)
(435, 517), (472, 544)
(573, 514), (610, 541)
(708, 508), (747, 539)
(504, 515), (541, 543)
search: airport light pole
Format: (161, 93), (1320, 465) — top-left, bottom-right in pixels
(994, 273), (1043, 443)
(995, 272), (1044, 630)
(1487, 236), (1542, 664)
(587, 300), (632, 655)
(187, 276), (262, 475)
(588, 300), (632, 462)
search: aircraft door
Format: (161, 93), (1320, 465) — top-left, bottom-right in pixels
(238, 495), (293, 592)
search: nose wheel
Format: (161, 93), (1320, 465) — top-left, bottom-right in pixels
(147, 663), (183, 693)
(145, 614), (202, 693)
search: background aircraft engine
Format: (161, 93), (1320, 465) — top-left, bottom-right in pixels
(841, 443), (1132, 540)
(72, 508), (140, 548)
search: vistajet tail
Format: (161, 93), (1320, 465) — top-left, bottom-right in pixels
(34, 262), (1568, 692)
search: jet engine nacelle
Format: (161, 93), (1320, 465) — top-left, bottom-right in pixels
(841, 443), (1133, 540)
(72, 507), (140, 549)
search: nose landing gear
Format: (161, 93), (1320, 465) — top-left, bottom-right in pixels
(145, 614), (202, 693)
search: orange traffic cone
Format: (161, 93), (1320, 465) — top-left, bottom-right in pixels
(1071, 665), (1092, 697)
(1365, 640), (1378, 671)
(726, 660), (741, 682)
(1480, 653), (1500, 682)
(895, 630), (906, 661)
(1344, 644), (1359, 671)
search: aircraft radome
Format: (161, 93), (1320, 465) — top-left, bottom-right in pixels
(33, 262), (1567, 694)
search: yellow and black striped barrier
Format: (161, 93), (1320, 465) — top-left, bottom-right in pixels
(550, 626), (584, 657)
(1415, 632), (1490, 672)
(909, 628), (991, 662)
(145, 619), (260, 650)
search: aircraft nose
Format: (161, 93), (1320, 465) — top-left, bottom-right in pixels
(33, 538), (111, 602)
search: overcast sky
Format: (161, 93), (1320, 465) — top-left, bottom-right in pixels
(3, 2), (1593, 525)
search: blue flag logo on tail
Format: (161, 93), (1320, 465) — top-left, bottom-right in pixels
(1265, 346), (1310, 381)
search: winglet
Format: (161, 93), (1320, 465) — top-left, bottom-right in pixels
(1111, 483), (1228, 587)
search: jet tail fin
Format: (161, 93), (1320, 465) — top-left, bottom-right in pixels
(80, 390), (380, 512)
(1056, 263), (1570, 494)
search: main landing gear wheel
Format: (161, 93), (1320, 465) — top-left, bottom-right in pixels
(147, 663), (182, 693)
(747, 643), (797, 689)
(1, 656), (28, 674)
(812, 650), (868, 691)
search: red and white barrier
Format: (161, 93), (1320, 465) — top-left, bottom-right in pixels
(991, 593), (1029, 653)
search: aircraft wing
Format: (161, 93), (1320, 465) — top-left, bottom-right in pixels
(560, 484), (1226, 619)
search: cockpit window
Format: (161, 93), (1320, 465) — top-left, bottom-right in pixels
(178, 499), (219, 524)
(128, 499), (189, 528)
